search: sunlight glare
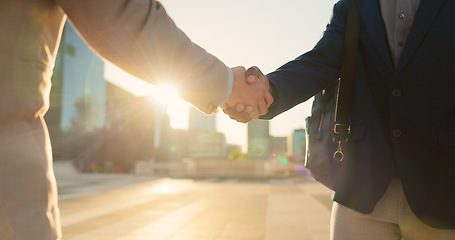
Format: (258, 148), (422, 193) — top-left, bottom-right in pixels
(149, 84), (190, 130)
(149, 84), (179, 105)
(145, 179), (194, 195)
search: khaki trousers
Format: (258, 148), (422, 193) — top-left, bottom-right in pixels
(330, 177), (455, 240)
(0, 116), (61, 240)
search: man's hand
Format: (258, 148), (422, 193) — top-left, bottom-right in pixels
(222, 66), (273, 123)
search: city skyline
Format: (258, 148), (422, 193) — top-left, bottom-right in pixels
(105, 0), (338, 150)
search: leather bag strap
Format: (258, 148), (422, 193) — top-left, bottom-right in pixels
(333, 0), (361, 160)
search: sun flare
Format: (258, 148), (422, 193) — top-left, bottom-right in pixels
(149, 84), (190, 129)
(150, 84), (179, 105)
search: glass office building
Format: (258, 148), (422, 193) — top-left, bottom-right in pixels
(46, 22), (106, 159)
(53, 22), (106, 133)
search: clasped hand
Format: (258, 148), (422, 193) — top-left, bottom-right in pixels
(222, 66), (272, 123)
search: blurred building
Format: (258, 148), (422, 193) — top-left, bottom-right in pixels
(45, 22), (172, 172)
(270, 136), (287, 157)
(51, 22), (106, 133)
(288, 129), (307, 162)
(226, 144), (243, 160)
(98, 83), (171, 170)
(189, 107), (216, 131)
(46, 22), (106, 159)
(187, 130), (227, 159)
(187, 108), (227, 159)
(247, 120), (271, 160)
(167, 129), (189, 161)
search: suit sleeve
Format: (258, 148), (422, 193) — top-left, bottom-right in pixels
(56, 0), (229, 114)
(261, 0), (350, 119)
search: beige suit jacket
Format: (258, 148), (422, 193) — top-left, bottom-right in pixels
(0, 0), (229, 239)
(0, 0), (229, 123)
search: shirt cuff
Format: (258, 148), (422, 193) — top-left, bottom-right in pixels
(219, 66), (233, 106)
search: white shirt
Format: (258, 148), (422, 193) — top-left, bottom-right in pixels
(379, 0), (421, 67)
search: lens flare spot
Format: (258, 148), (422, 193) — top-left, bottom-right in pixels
(278, 156), (288, 165)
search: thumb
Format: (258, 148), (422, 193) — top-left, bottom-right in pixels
(246, 74), (256, 85)
(245, 66), (263, 85)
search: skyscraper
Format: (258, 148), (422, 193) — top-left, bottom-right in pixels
(47, 22), (106, 134)
(288, 129), (307, 162)
(188, 107), (216, 131)
(46, 22), (106, 159)
(247, 120), (271, 160)
(46, 22), (171, 169)
(187, 107), (227, 158)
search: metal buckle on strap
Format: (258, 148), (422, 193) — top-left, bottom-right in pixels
(333, 123), (351, 135)
(333, 141), (345, 162)
(332, 124), (351, 162)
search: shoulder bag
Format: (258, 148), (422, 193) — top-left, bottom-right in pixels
(304, 0), (361, 190)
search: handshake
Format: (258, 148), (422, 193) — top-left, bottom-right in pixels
(221, 66), (273, 123)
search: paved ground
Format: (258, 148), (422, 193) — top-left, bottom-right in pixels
(54, 161), (332, 240)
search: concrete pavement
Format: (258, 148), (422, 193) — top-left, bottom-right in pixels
(54, 160), (160, 200)
(54, 161), (332, 240)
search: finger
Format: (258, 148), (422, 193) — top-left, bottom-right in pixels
(231, 113), (249, 123)
(221, 103), (228, 109)
(246, 74), (256, 85)
(246, 66), (263, 77)
(236, 104), (245, 112)
(236, 106), (254, 120)
(237, 117), (249, 123)
(247, 103), (260, 120)
(257, 97), (268, 116)
(236, 108), (253, 123)
(229, 115), (245, 123)
(224, 107), (251, 123)
(245, 106), (253, 114)
(250, 110), (259, 120)
(232, 66), (246, 72)
(265, 90), (274, 108)
(222, 107), (233, 115)
(260, 75), (274, 107)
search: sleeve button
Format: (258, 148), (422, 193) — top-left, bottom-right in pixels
(393, 129), (402, 138)
(392, 89), (402, 97)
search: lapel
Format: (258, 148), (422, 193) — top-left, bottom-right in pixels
(357, 0), (394, 71)
(395, 0), (446, 76)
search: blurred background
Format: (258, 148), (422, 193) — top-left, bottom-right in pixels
(46, 0), (337, 177)
(50, 1), (340, 239)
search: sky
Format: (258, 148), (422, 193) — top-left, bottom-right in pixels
(105, 0), (338, 151)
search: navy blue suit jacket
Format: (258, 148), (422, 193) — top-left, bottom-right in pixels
(261, 0), (455, 228)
